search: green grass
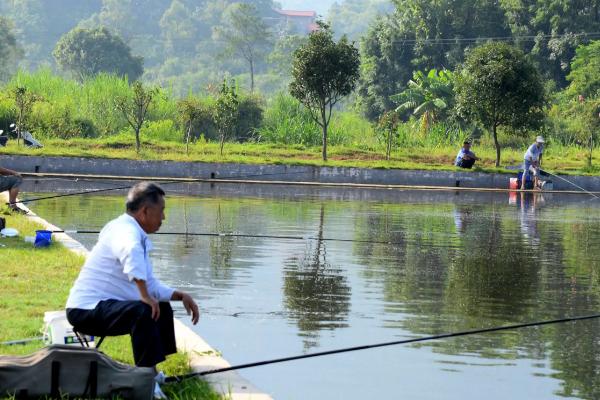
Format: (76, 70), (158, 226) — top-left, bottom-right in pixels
(0, 210), (222, 400)
(2, 136), (600, 176)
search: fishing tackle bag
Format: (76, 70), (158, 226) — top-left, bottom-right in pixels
(0, 344), (155, 399)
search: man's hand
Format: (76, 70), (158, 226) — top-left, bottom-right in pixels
(134, 278), (160, 321)
(182, 293), (200, 325)
(172, 291), (200, 325)
(141, 294), (160, 321)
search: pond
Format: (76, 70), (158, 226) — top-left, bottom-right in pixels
(22, 179), (600, 400)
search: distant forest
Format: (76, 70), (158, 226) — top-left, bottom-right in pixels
(0, 0), (599, 122)
(0, 0), (391, 96)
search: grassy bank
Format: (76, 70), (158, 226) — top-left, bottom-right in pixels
(1, 136), (599, 176)
(0, 210), (222, 400)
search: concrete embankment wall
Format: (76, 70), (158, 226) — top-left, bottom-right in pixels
(5, 154), (600, 191)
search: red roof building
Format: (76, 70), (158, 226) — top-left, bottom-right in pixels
(274, 9), (318, 34)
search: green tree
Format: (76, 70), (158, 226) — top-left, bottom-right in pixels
(0, 16), (21, 82)
(215, 3), (272, 92)
(455, 42), (546, 167)
(115, 81), (158, 153)
(392, 69), (454, 133)
(177, 96), (203, 155)
(289, 22), (360, 161)
(566, 41), (600, 99)
(268, 34), (307, 77)
(53, 27), (144, 82)
(11, 86), (41, 146)
(500, 0), (600, 86)
(377, 110), (399, 160)
(213, 79), (239, 155)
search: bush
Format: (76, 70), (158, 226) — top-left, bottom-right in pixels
(258, 93), (320, 145)
(141, 119), (180, 142)
(235, 94), (264, 141)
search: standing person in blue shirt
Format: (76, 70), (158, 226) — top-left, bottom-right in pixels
(521, 136), (544, 190)
(455, 140), (480, 169)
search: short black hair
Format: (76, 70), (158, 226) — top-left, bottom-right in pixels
(126, 182), (165, 212)
(463, 140), (471, 145)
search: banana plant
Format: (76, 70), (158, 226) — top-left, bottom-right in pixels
(391, 69), (454, 133)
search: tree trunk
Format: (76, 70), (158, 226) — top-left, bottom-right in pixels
(220, 133), (225, 156)
(386, 129), (392, 160)
(492, 124), (500, 167)
(321, 107), (328, 161)
(250, 59), (255, 93)
(186, 123), (191, 155)
(589, 134), (594, 168)
(135, 127), (141, 153)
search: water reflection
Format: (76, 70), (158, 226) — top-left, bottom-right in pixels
(22, 181), (600, 400)
(283, 205), (351, 350)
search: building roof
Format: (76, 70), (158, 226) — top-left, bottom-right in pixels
(275, 9), (317, 18)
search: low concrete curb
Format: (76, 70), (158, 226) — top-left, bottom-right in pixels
(1, 191), (273, 400)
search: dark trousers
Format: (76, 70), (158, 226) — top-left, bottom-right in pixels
(456, 158), (475, 169)
(67, 300), (177, 367)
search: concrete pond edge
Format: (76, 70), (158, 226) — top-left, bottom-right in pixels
(0, 191), (273, 400)
(4, 154), (600, 191)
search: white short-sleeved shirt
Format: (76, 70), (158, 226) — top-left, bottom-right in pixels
(524, 143), (543, 162)
(66, 213), (175, 310)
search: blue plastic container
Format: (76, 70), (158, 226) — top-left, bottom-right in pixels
(34, 230), (52, 248)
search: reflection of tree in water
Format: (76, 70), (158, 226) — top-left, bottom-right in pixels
(208, 203), (235, 281)
(283, 205), (351, 350)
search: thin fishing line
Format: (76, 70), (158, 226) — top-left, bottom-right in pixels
(165, 312), (600, 382)
(541, 169), (599, 199)
(52, 229), (412, 247)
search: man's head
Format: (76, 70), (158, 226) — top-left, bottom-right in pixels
(126, 182), (165, 233)
(535, 136), (545, 147)
(463, 140), (471, 150)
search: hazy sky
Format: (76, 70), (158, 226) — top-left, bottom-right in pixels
(278, 0), (336, 16)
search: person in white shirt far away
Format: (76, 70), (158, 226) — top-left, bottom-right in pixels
(522, 136), (545, 190)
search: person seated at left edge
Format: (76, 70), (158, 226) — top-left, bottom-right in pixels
(0, 164), (27, 213)
(65, 182), (200, 399)
(455, 140), (480, 169)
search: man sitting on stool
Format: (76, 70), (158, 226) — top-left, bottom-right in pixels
(65, 182), (200, 399)
(455, 140), (480, 169)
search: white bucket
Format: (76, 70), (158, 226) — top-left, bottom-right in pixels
(43, 310), (95, 347)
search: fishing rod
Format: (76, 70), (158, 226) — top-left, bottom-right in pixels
(165, 312), (600, 382)
(540, 169), (600, 199)
(8, 170), (311, 206)
(51, 229), (411, 247)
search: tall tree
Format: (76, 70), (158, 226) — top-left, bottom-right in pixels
(53, 27), (144, 82)
(0, 16), (22, 81)
(358, 0), (510, 121)
(566, 41), (600, 99)
(455, 42), (546, 167)
(215, 3), (272, 92)
(500, 0), (600, 86)
(290, 22), (360, 161)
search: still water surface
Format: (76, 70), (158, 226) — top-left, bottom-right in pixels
(24, 181), (600, 400)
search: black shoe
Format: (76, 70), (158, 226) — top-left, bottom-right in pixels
(9, 206), (28, 215)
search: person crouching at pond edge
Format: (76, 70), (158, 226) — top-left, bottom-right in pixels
(65, 182), (200, 399)
(455, 141), (480, 169)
